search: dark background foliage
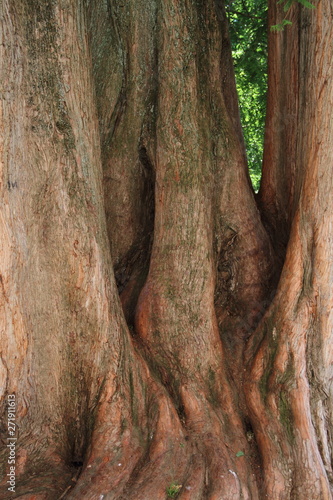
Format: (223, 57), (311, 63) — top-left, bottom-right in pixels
(226, 0), (268, 191)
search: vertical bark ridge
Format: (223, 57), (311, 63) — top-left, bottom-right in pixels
(247, 1), (333, 497)
(91, 0), (158, 325)
(0, 0), (130, 496)
(205, 0), (276, 386)
(2, 0), (332, 498)
(258, 0), (301, 258)
(133, 0), (267, 497)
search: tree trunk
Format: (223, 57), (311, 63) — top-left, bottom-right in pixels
(0, 0), (332, 499)
(247, 0), (333, 497)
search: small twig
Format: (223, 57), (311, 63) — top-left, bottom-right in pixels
(57, 485), (72, 500)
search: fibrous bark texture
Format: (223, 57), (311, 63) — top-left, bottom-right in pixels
(0, 0), (332, 499)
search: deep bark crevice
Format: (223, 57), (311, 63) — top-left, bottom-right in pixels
(114, 144), (156, 327)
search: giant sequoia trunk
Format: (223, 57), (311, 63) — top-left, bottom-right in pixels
(0, 0), (332, 499)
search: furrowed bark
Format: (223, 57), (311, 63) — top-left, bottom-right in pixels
(0, 2), (190, 499)
(0, 0), (126, 495)
(247, 0), (333, 497)
(1, 0), (333, 498)
(90, 0), (157, 325)
(134, 0), (273, 497)
(258, 0), (301, 257)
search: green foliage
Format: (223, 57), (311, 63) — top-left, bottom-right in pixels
(271, 19), (293, 31)
(279, 0), (315, 10)
(236, 450), (245, 457)
(226, 0), (268, 192)
(271, 0), (315, 31)
(166, 482), (182, 498)
(227, 0), (317, 190)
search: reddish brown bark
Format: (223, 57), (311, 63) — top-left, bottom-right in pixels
(258, 0), (301, 256)
(247, 0), (333, 498)
(0, 0), (332, 499)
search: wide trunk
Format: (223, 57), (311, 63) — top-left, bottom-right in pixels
(0, 0), (332, 499)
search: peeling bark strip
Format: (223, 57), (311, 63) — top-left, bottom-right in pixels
(0, 0), (332, 499)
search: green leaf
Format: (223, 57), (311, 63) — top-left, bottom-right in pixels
(271, 22), (285, 31)
(278, 0), (315, 11)
(271, 19), (292, 31)
(283, 0), (294, 11)
(236, 451), (245, 457)
(166, 483), (182, 498)
(297, 0), (315, 8)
